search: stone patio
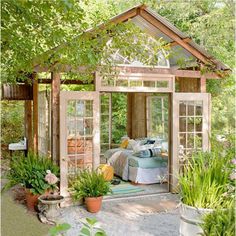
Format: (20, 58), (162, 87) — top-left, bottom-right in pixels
(56, 193), (180, 236)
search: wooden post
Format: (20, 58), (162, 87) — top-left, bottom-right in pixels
(24, 100), (32, 152)
(51, 72), (60, 165)
(126, 93), (133, 138)
(33, 73), (38, 154)
(127, 93), (147, 139)
(200, 76), (207, 92)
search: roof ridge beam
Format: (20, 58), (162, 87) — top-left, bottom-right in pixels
(140, 9), (211, 65)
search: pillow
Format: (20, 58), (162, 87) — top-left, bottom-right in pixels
(134, 147), (162, 158)
(145, 139), (156, 145)
(127, 139), (138, 150)
(161, 142), (168, 152)
(120, 139), (129, 149)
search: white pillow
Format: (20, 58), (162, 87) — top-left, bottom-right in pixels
(127, 139), (137, 150)
(161, 142), (168, 152)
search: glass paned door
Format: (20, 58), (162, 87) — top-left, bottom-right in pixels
(171, 93), (211, 192)
(60, 92), (100, 197)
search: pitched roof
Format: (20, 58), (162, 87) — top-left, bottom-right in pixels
(99, 4), (230, 71)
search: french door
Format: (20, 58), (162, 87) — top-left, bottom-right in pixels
(170, 93), (211, 192)
(60, 91), (100, 197)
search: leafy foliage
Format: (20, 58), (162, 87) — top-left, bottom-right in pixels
(3, 152), (59, 195)
(80, 218), (107, 236)
(48, 218), (107, 236)
(200, 204), (235, 236)
(111, 93), (127, 144)
(179, 136), (235, 209)
(49, 223), (71, 236)
(1, 101), (24, 145)
(70, 169), (111, 199)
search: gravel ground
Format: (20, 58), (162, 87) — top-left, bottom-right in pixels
(56, 193), (180, 236)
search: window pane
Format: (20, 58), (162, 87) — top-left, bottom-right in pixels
(116, 79), (128, 87)
(187, 134), (194, 148)
(143, 81), (155, 87)
(187, 117), (194, 132)
(129, 80), (142, 87)
(179, 118), (186, 132)
(156, 81), (168, 88)
(195, 117), (203, 132)
(195, 134), (203, 149)
(187, 101), (194, 116)
(179, 133), (186, 147)
(195, 101), (203, 116)
(179, 101), (186, 116)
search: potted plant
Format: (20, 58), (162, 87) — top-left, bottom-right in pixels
(200, 203), (235, 236)
(70, 169), (111, 213)
(178, 135), (235, 236)
(3, 152), (59, 211)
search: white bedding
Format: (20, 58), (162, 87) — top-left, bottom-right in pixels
(106, 148), (168, 184)
(129, 166), (168, 184)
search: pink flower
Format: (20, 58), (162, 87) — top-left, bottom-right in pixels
(231, 159), (236, 165)
(229, 172), (236, 180)
(45, 170), (58, 185)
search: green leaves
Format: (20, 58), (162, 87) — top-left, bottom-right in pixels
(4, 152), (59, 195)
(79, 217), (107, 236)
(49, 223), (71, 236)
(86, 218), (98, 226)
(70, 169), (111, 199)
(200, 204), (235, 236)
(179, 136), (234, 209)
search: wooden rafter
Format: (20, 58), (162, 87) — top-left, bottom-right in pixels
(168, 38), (191, 47)
(140, 9), (210, 65)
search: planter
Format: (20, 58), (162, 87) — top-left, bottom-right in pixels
(38, 194), (64, 220)
(85, 196), (103, 213)
(25, 189), (40, 211)
(179, 202), (213, 236)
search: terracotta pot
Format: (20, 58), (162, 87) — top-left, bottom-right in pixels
(85, 196), (103, 213)
(25, 189), (40, 211)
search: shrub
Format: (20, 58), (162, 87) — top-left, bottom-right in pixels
(179, 136), (234, 209)
(70, 169), (111, 200)
(3, 152), (59, 195)
(200, 204), (235, 236)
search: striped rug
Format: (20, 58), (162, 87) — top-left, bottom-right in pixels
(109, 182), (144, 195)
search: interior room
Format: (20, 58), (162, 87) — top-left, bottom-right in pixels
(100, 92), (169, 198)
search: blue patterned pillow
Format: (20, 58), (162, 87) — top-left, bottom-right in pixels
(134, 147), (161, 158)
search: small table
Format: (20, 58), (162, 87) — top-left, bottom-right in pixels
(8, 138), (27, 157)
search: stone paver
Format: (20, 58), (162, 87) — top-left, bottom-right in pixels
(56, 193), (180, 236)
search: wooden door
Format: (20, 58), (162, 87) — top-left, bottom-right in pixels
(170, 93), (211, 192)
(60, 91), (100, 197)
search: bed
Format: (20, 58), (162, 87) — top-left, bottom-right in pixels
(104, 142), (168, 184)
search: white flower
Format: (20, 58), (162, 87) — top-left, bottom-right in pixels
(229, 172), (236, 180)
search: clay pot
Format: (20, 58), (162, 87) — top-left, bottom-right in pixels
(25, 189), (51, 211)
(25, 189), (40, 211)
(85, 196), (103, 213)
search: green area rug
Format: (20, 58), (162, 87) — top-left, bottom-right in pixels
(109, 181), (144, 195)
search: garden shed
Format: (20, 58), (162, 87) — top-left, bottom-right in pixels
(2, 4), (230, 201)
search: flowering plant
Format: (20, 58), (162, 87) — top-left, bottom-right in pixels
(4, 153), (59, 195)
(45, 170), (59, 185)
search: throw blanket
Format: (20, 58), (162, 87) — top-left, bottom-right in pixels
(107, 150), (131, 181)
